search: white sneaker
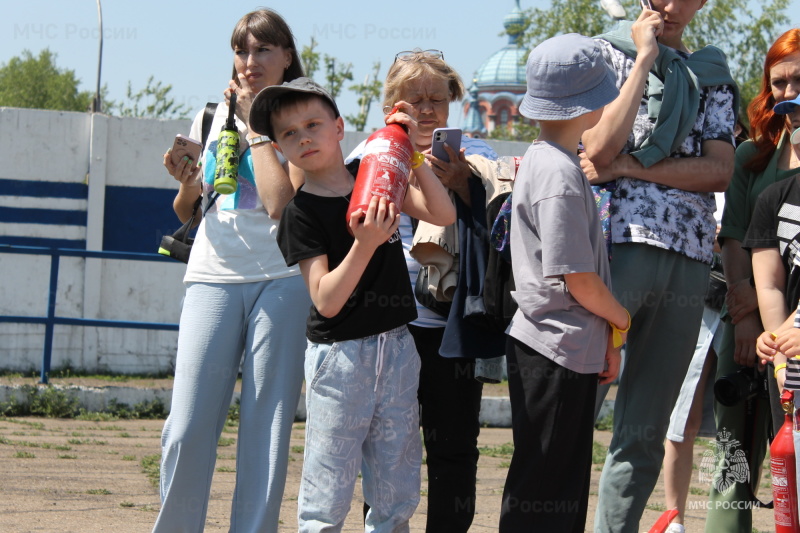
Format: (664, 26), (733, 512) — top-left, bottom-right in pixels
(665, 524), (685, 533)
(600, 0), (627, 19)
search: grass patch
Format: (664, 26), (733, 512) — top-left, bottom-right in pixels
(15, 451), (35, 458)
(218, 437), (235, 447)
(122, 455), (136, 461)
(141, 454), (161, 488)
(646, 503), (666, 512)
(217, 466), (236, 473)
(479, 442), (514, 458)
(58, 454), (78, 459)
(86, 488), (112, 495)
(689, 486), (706, 495)
(592, 441), (607, 464)
(119, 501), (135, 508)
(1, 385), (79, 418)
(0, 386), (168, 419)
(595, 411), (614, 431)
(291, 445), (304, 454)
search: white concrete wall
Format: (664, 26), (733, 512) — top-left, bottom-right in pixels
(0, 107), (526, 374)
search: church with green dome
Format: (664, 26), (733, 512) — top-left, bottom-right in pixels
(461, 0), (535, 138)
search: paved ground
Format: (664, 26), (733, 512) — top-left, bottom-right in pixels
(0, 376), (778, 532)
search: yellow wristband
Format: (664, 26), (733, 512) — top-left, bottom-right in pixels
(610, 309), (631, 349)
(411, 151), (425, 169)
(775, 362), (788, 378)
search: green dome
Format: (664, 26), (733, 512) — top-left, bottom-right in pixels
(473, 45), (527, 92)
(473, 0), (527, 92)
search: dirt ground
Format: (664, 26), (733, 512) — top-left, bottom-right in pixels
(0, 377), (778, 532)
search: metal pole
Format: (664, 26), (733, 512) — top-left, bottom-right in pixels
(92, 0), (103, 113)
(40, 253), (60, 384)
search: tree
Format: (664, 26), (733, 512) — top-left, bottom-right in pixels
(345, 62), (383, 132)
(107, 76), (191, 120)
(511, 0), (790, 122)
(300, 37), (353, 99)
(0, 49), (93, 111)
(683, 0), (790, 119)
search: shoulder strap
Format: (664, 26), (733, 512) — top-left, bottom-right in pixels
(201, 102), (218, 147)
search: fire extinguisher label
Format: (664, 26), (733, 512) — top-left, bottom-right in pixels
(771, 457), (794, 526)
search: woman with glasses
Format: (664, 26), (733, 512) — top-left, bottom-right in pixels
(347, 48), (503, 533)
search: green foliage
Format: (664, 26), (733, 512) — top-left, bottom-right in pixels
(107, 75), (190, 119)
(513, 0), (612, 46)
(0, 49), (93, 111)
(684, 0), (790, 120)
(0, 385), (167, 419)
(478, 442), (515, 457)
(595, 411), (614, 431)
(300, 37), (353, 99)
(592, 440), (608, 464)
(512, 0), (791, 122)
(345, 62), (383, 132)
(302, 37), (383, 131)
(0, 385), (80, 418)
(140, 454), (161, 488)
(489, 120), (540, 143)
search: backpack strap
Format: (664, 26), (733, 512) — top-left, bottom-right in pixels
(201, 102), (218, 147)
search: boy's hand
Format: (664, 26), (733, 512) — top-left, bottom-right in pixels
(599, 332), (622, 385)
(756, 330), (780, 364)
(348, 196), (400, 250)
(776, 328), (800, 358)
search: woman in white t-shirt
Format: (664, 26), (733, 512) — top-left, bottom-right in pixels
(152, 9), (309, 533)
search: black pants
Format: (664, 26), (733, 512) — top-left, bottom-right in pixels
(412, 324), (484, 533)
(500, 336), (598, 533)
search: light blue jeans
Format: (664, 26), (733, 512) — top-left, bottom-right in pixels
(152, 277), (309, 533)
(299, 325), (422, 533)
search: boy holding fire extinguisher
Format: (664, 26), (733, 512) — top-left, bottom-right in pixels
(247, 77), (455, 531)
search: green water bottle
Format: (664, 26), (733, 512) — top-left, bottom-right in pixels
(214, 93), (239, 194)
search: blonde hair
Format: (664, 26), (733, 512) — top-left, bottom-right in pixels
(383, 49), (465, 108)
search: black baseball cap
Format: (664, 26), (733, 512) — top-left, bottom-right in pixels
(249, 77), (340, 140)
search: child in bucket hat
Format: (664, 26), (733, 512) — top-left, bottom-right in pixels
(499, 34), (630, 533)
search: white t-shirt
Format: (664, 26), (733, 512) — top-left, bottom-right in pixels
(183, 104), (298, 283)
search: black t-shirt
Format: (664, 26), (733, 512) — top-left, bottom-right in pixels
(744, 176), (800, 310)
(277, 189), (417, 343)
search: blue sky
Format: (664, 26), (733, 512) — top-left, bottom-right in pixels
(2, 0), (798, 131)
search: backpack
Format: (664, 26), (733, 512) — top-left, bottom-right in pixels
(484, 191), (516, 329)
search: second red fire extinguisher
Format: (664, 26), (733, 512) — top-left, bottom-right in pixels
(772, 389), (800, 532)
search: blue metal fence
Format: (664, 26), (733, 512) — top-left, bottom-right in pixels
(0, 245), (179, 384)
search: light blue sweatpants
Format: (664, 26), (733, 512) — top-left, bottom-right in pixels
(152, 276), (310, 533)
(299, 325), (422, 533)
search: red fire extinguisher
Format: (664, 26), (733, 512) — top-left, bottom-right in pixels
(347, 111), (421, 226)
(772, 389), (800, 532)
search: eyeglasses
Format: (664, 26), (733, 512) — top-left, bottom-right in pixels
(394, 49), (445, 63)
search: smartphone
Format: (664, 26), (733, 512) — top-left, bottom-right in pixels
(640, 0), (653, 9)
(170, 134), (203, 167)
(431, 128), (462, 163)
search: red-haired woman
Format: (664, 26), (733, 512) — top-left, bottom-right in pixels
(706, 28), (800, 533)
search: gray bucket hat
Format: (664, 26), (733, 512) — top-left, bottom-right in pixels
(520, 33), (619, 121)
(249, 77), (340, 140)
